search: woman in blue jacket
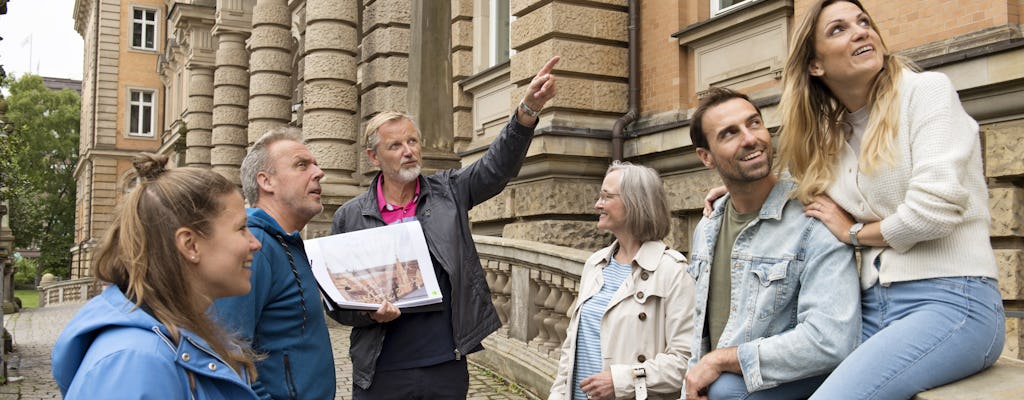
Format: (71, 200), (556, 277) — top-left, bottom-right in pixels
(52, 153), (263, 399)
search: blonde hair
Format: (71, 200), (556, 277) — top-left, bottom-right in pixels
(94, 153), (257, 380)
(777, 0), (916, 203)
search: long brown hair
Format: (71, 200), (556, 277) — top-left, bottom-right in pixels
(777, 0), (916, 203)
(93, 153), (256, 379)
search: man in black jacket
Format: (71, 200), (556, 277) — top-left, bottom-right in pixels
(330, 56), (559, 399)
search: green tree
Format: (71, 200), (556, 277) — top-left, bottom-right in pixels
(0, 74), (80, 279)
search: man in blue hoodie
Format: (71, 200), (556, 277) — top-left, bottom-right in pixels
(213, 127), (334, 400)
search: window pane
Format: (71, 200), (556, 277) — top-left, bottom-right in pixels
(133, 23), (142, 47)
(131, 91), (140, 102)
(496, 0), (510, 64)
(143, 92), (152, 102)
(142, 106), (152, 134)
(145, 10), (155, 21)
(489, 0), (511, 66)
(130, 106), (140, 134)
(134, 9), (142, 19)
(145, 25), (154, 49)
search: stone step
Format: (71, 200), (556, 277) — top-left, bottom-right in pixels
(914, 357), (1024, 400)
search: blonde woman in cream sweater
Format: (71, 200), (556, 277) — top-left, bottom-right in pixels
(778, 1), (1004, 399)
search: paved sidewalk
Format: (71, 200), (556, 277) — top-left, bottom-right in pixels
(0, 304), (533, 399)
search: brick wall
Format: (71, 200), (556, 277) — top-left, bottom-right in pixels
(794, 0), (1017, 52)
(638, 0), (689, 116)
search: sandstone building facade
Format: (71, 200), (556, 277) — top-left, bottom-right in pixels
(70, 0), (1023, 373)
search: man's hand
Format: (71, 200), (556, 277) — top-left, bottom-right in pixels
(517, 56), (560, 126)
(368, 301), (400, 323)
(579, 371), (614, 400)
(684, 347), (740, 400)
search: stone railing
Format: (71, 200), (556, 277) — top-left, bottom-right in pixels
(38, 277), (100, 307)
(469, 235), (591, 398)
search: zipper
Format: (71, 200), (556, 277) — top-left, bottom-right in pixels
(454, 348), (462, 361)
(283, 353), (298, 400)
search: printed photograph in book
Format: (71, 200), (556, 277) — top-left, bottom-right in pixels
(330, 256), (425, 304)
(305, 221), (443, 310)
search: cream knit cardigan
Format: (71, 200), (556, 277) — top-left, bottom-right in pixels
(828, 69), (997, 290)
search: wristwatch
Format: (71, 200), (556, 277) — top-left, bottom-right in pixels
(849, 222), (864, 247)
(518, 100), (541, 118)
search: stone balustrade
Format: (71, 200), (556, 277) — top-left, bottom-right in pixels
(38, 278), (101, 307)
(470, 234), (591, 398)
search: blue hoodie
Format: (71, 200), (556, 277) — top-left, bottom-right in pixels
(51, 285), (259, 399)
(212, 208), (335, 399)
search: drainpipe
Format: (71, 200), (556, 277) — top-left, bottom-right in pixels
(611, 0), (639, 162)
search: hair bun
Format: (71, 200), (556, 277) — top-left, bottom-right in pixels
(133, 153), (170, 181)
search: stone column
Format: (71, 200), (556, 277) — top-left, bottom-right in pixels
(185, 67), (214, 167)
(357, 0), (411, 184)
(302, 0), (361, 235)
(211, 30), (251, 185)
(247, 0), (293, 144)
(409, 0), (459, 171)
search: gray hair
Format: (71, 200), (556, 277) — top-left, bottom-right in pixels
(241, 127), (305, 205)
(607, 161), (671, 242)
(364, 111), (419, 152)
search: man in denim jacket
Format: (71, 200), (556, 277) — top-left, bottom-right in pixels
(682, 88), (860, 400)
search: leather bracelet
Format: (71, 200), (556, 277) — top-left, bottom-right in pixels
(518, 100), (540, 118)
(632, 366), (648, 400)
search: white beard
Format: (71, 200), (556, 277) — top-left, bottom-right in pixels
(397, 164), (421, 183)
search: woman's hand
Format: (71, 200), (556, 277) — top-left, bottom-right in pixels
(703, 186), (728, 217)
(803, 195), (856, 243)
(579, 371), (614, 400)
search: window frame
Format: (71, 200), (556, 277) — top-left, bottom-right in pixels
(131, 7), (158, 51)
(711, 0), (757, 16)
(127, 88), (157, 138)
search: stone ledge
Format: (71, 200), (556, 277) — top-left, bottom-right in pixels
(914, 357), (1024, 400)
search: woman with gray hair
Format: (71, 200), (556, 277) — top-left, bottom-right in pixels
(550, 161), (695, 400)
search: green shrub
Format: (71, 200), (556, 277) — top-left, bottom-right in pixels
(13, 257), (37, 288)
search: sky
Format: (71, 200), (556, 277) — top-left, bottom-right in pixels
(0, 0), (84, 81)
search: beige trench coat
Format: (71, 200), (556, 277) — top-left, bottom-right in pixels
(549, 240), (695, 400)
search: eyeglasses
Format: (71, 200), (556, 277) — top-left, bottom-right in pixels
(597, 191), (621, 204)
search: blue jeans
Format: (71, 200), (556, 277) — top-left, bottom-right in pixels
(810, 276), (1005, 400)
(708, 372), (827, 400)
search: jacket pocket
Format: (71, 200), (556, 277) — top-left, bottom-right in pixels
(748, 260), (793, 321)
(687, 259), (706, 280)
(283, 352), (298, 400)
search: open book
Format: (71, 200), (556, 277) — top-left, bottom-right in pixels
(305, 221), (442, 310)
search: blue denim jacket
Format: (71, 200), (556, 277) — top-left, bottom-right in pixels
(686, 179), (860, 393)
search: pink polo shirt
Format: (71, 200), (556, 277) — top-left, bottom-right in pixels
(376, 177), (420, 225)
